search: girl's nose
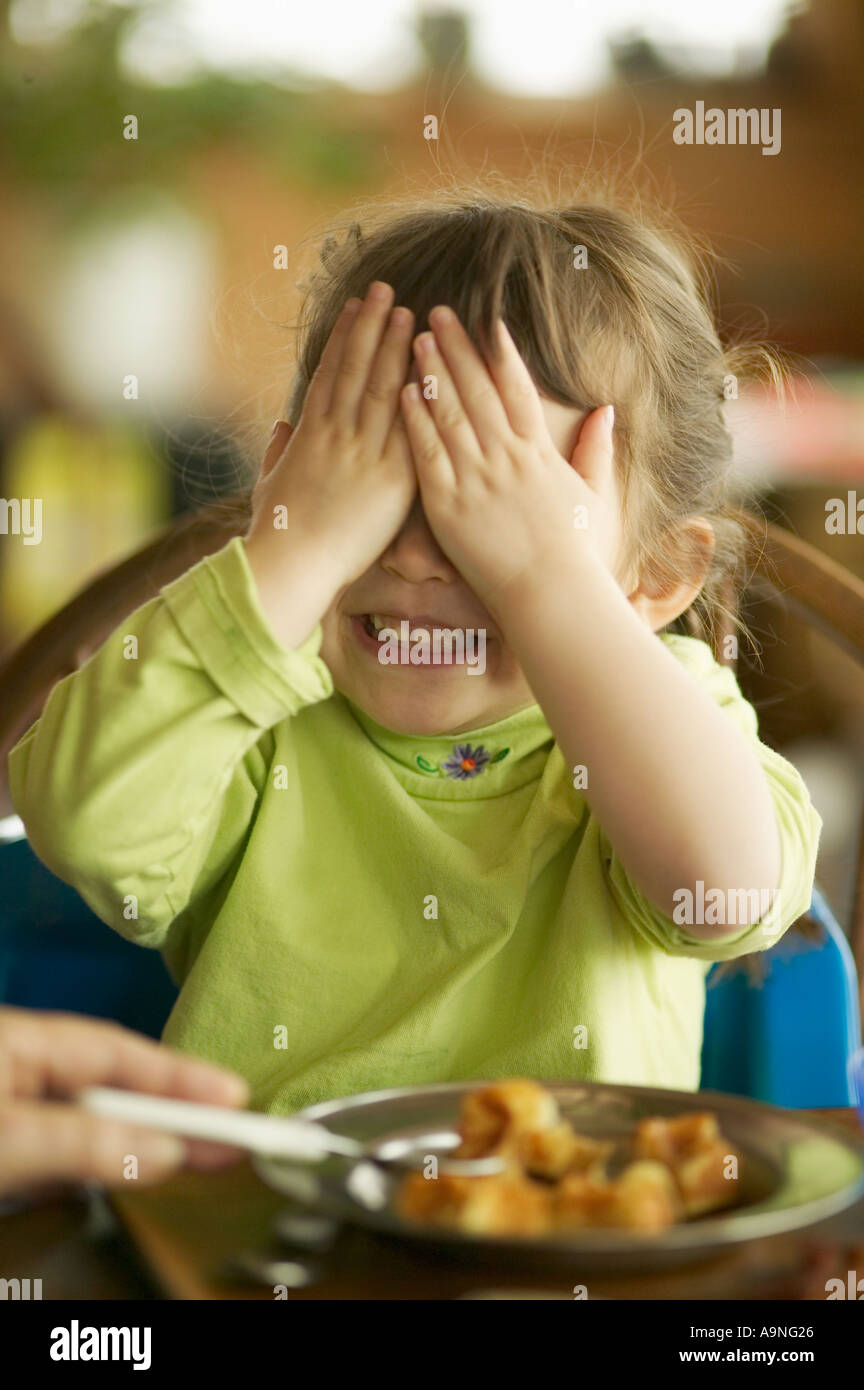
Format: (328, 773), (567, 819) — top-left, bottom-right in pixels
(379, 495), (458, 584)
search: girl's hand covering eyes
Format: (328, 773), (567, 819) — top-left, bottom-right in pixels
(400, 308), (620, 619)
(243, 283), (417, 641)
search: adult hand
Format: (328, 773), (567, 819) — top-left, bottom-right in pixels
(0, 1006), (249, 1199)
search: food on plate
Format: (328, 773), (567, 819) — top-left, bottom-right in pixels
(632, 1112), (742, 1217)
(552, 1160), (682, 1232)
(455, 1079), (560, 1158)
(397, 1079), (743, 1237)
(515, 1124), (615, 1181)
(454, 1078), (614, 1178)
(398, 1172), (552, 1236)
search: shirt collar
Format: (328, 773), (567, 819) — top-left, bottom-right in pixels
(344, 697), (554, 798)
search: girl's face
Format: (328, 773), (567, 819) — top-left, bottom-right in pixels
(319, 390), (628, 736)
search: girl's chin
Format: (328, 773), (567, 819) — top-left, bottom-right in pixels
(321, 620), (531, 731)
(347, 683), (492, 735)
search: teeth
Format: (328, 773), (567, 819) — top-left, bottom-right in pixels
(369, 614), (461, 634)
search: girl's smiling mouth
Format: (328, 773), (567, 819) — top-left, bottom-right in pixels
(348, 612), (490, 671)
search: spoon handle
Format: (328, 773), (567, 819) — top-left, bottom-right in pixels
(77, 1086), (358, 1162)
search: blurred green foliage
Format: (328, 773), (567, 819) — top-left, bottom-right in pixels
(0, 0), (381, 210)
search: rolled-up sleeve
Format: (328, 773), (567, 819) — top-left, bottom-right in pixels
(601, 633), (823, 962)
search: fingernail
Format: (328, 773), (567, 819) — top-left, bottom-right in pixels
(269, 419), (282, 439)
(606, 405), (615, 429)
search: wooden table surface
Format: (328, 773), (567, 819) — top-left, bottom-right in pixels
(4, 1107), (864, 1301)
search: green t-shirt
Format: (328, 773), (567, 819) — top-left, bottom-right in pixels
(8, 537), (822, 1112)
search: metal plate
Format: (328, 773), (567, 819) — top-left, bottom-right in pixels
(253, 1080), (864, 1271)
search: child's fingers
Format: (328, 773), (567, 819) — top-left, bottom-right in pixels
(400, 382), (455, 490)
(358, 305), (415, 456)
(330, 281), (395, 424)
(485, 318), (548, 440)
(572, 405), (616, 492)
(380, 404), (417, 483)
(427, 306), (511, 445)
(303, 298), (362, 419)
(412, 331), (484, 474)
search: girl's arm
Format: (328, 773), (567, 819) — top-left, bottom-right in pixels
(7, 537), (332, 948)
(497, 551), (781, 929)
(401, 309), (810, 936)
(9, 283), (418, 947)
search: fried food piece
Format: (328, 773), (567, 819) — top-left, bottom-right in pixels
(632, 1113), (742, 1217)
(398, 1084), (744, 1238)
(455, 1080), (614, 1179)
(633, 1111), (720, 1166)
(398, 1172), (552, 1236)
(399, 1159), (680, 1237)
(515, 1125), (616, 1180)
(455, 1079), (561, 1160)
(612, 1161), (684, 1230)
(553, 1160), (682, 1233)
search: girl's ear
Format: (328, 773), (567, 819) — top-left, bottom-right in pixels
(626, 518), (715, 632)
(259, 420), (293, 481)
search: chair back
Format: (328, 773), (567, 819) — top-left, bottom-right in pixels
(698, 510), (864, 1103)
(710, 509), (864, 997)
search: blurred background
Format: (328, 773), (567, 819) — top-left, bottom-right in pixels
(0, 0), (863, 918)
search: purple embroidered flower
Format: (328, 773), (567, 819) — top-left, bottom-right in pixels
(442, 743), (491, 779)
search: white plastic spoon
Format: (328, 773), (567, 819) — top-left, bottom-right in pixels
(77, 1086), (505, 1175)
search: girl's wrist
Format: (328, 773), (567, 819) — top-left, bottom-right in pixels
(487, 543), (614, 638)
(240, 534), (339, 651)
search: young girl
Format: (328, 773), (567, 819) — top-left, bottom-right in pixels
(8, 186), (821, 1115)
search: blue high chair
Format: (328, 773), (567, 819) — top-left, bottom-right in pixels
(701, 883), (862, 1107)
